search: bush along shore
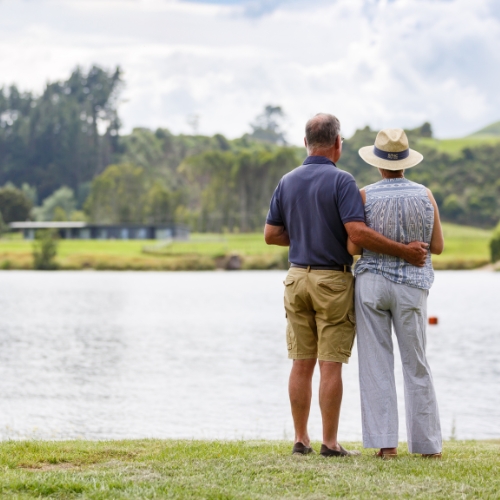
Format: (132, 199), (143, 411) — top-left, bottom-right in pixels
(0, 439), (499, 499)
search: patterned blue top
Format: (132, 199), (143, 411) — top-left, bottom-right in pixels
(354, 178), (435, 290)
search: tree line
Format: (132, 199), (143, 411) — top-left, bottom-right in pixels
(1, 66), (499, 232)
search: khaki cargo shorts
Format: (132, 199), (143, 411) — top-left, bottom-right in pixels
(284, 267), (356, 364)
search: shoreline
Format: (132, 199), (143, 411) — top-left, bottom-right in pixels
(0, 254), (497, 271)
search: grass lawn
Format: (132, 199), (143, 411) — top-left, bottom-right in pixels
(0, 233), (287, 270)
(145, 233), (286, 257)
(0, 440), (498, 499)
(0, 223), (494, 270)
(0, 233), (288, 258)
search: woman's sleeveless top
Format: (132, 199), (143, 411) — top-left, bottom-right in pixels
(354, 178), (435, 290)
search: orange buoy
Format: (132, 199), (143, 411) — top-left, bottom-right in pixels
(428, 317), (438, 325)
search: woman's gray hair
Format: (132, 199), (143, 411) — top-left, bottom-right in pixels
(305, 113), (341, 149)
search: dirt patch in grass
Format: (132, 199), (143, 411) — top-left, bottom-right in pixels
(18, 462), (80, 472)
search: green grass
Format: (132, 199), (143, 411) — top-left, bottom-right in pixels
(0, 233), (288, 270)
(417, 136), (500, 156)
(145, 233), (286, 258)
(0, 239), (160, 257)
(431, 223), (492, 269)
(0, 440), (498, 499)
(0, 223), (494, 270)
(0, 234), (284, 258)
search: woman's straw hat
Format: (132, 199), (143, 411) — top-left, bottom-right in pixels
(358, 128), (423, 170)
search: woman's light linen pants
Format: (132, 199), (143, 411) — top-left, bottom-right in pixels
(355, 271), (442, 454)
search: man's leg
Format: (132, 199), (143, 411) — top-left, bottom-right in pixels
(319, 360), (343, 450)
(390, 282), (442, 455)
(308, 270), (356, 452)
(289, 358), (316, 446)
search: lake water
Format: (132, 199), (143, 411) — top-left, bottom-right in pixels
(0, 270), (499, 442)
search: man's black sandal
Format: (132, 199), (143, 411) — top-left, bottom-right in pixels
(320, 444), (361, 457)
(292, 442), (314, 455)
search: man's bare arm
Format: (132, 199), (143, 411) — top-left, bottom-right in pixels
(347, 237), (362, 255)
(345, 221), (428, 267)
(264, 224), (290, 246)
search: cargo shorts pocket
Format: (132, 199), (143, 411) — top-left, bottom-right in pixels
(283, 276), (295, 300)
(286, 323), (296, 351)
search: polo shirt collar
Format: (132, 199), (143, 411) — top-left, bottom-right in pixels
(303, 155), (336, 167)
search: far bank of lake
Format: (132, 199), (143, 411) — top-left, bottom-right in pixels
(0, 223), (496, 271)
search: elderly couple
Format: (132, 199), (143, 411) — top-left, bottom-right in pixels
(264, 113), (443, 459)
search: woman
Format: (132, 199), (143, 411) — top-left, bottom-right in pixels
(348, 128), (444, 459)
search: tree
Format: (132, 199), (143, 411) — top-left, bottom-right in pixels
(0, 184), (32, 223)
(181, 146), (300, 232)
(22, 183), (38, 205)
(34, 186), (77, 221)
(249, 105), (287, 145)
(119, 127), (233, 187)
(442, 194), (465, 220)
(84, 163), (146, 223)
(0, 65), (123, 199)
(143, 182), (172, 224)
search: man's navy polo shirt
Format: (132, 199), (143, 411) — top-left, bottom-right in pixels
(266, 155), (365, 266)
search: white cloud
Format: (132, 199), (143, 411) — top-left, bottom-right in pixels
(1, 0), (499, 143)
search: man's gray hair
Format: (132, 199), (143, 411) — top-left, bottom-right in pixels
(305, 113), (341, 149)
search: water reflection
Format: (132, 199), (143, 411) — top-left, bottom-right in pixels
(0, 270), (498, 441)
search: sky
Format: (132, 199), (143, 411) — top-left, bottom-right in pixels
(1, 0), (499, 144)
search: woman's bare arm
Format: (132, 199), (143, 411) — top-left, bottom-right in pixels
(427, 189), (444, 255)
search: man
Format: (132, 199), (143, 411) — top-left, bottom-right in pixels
(264, 113), (428, 457)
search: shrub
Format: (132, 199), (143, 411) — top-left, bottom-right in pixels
(490, 222), (500, 263)
(33, 229), (59, 270)
(0, 211), (5, 236)
(0, 185), (32, 223)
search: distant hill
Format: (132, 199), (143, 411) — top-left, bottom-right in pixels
(468, 121), (500, 137)
(414, 120), (500, 156)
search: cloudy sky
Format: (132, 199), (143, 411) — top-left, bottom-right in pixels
(1, 0), (499, 143)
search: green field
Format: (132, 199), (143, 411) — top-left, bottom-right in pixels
(0, 223), (494, 270)
(0, 233), (285, 258)
(417, 136), (500, 156)
(0, 440), (498, 499)
(431, 223), (492, 269)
